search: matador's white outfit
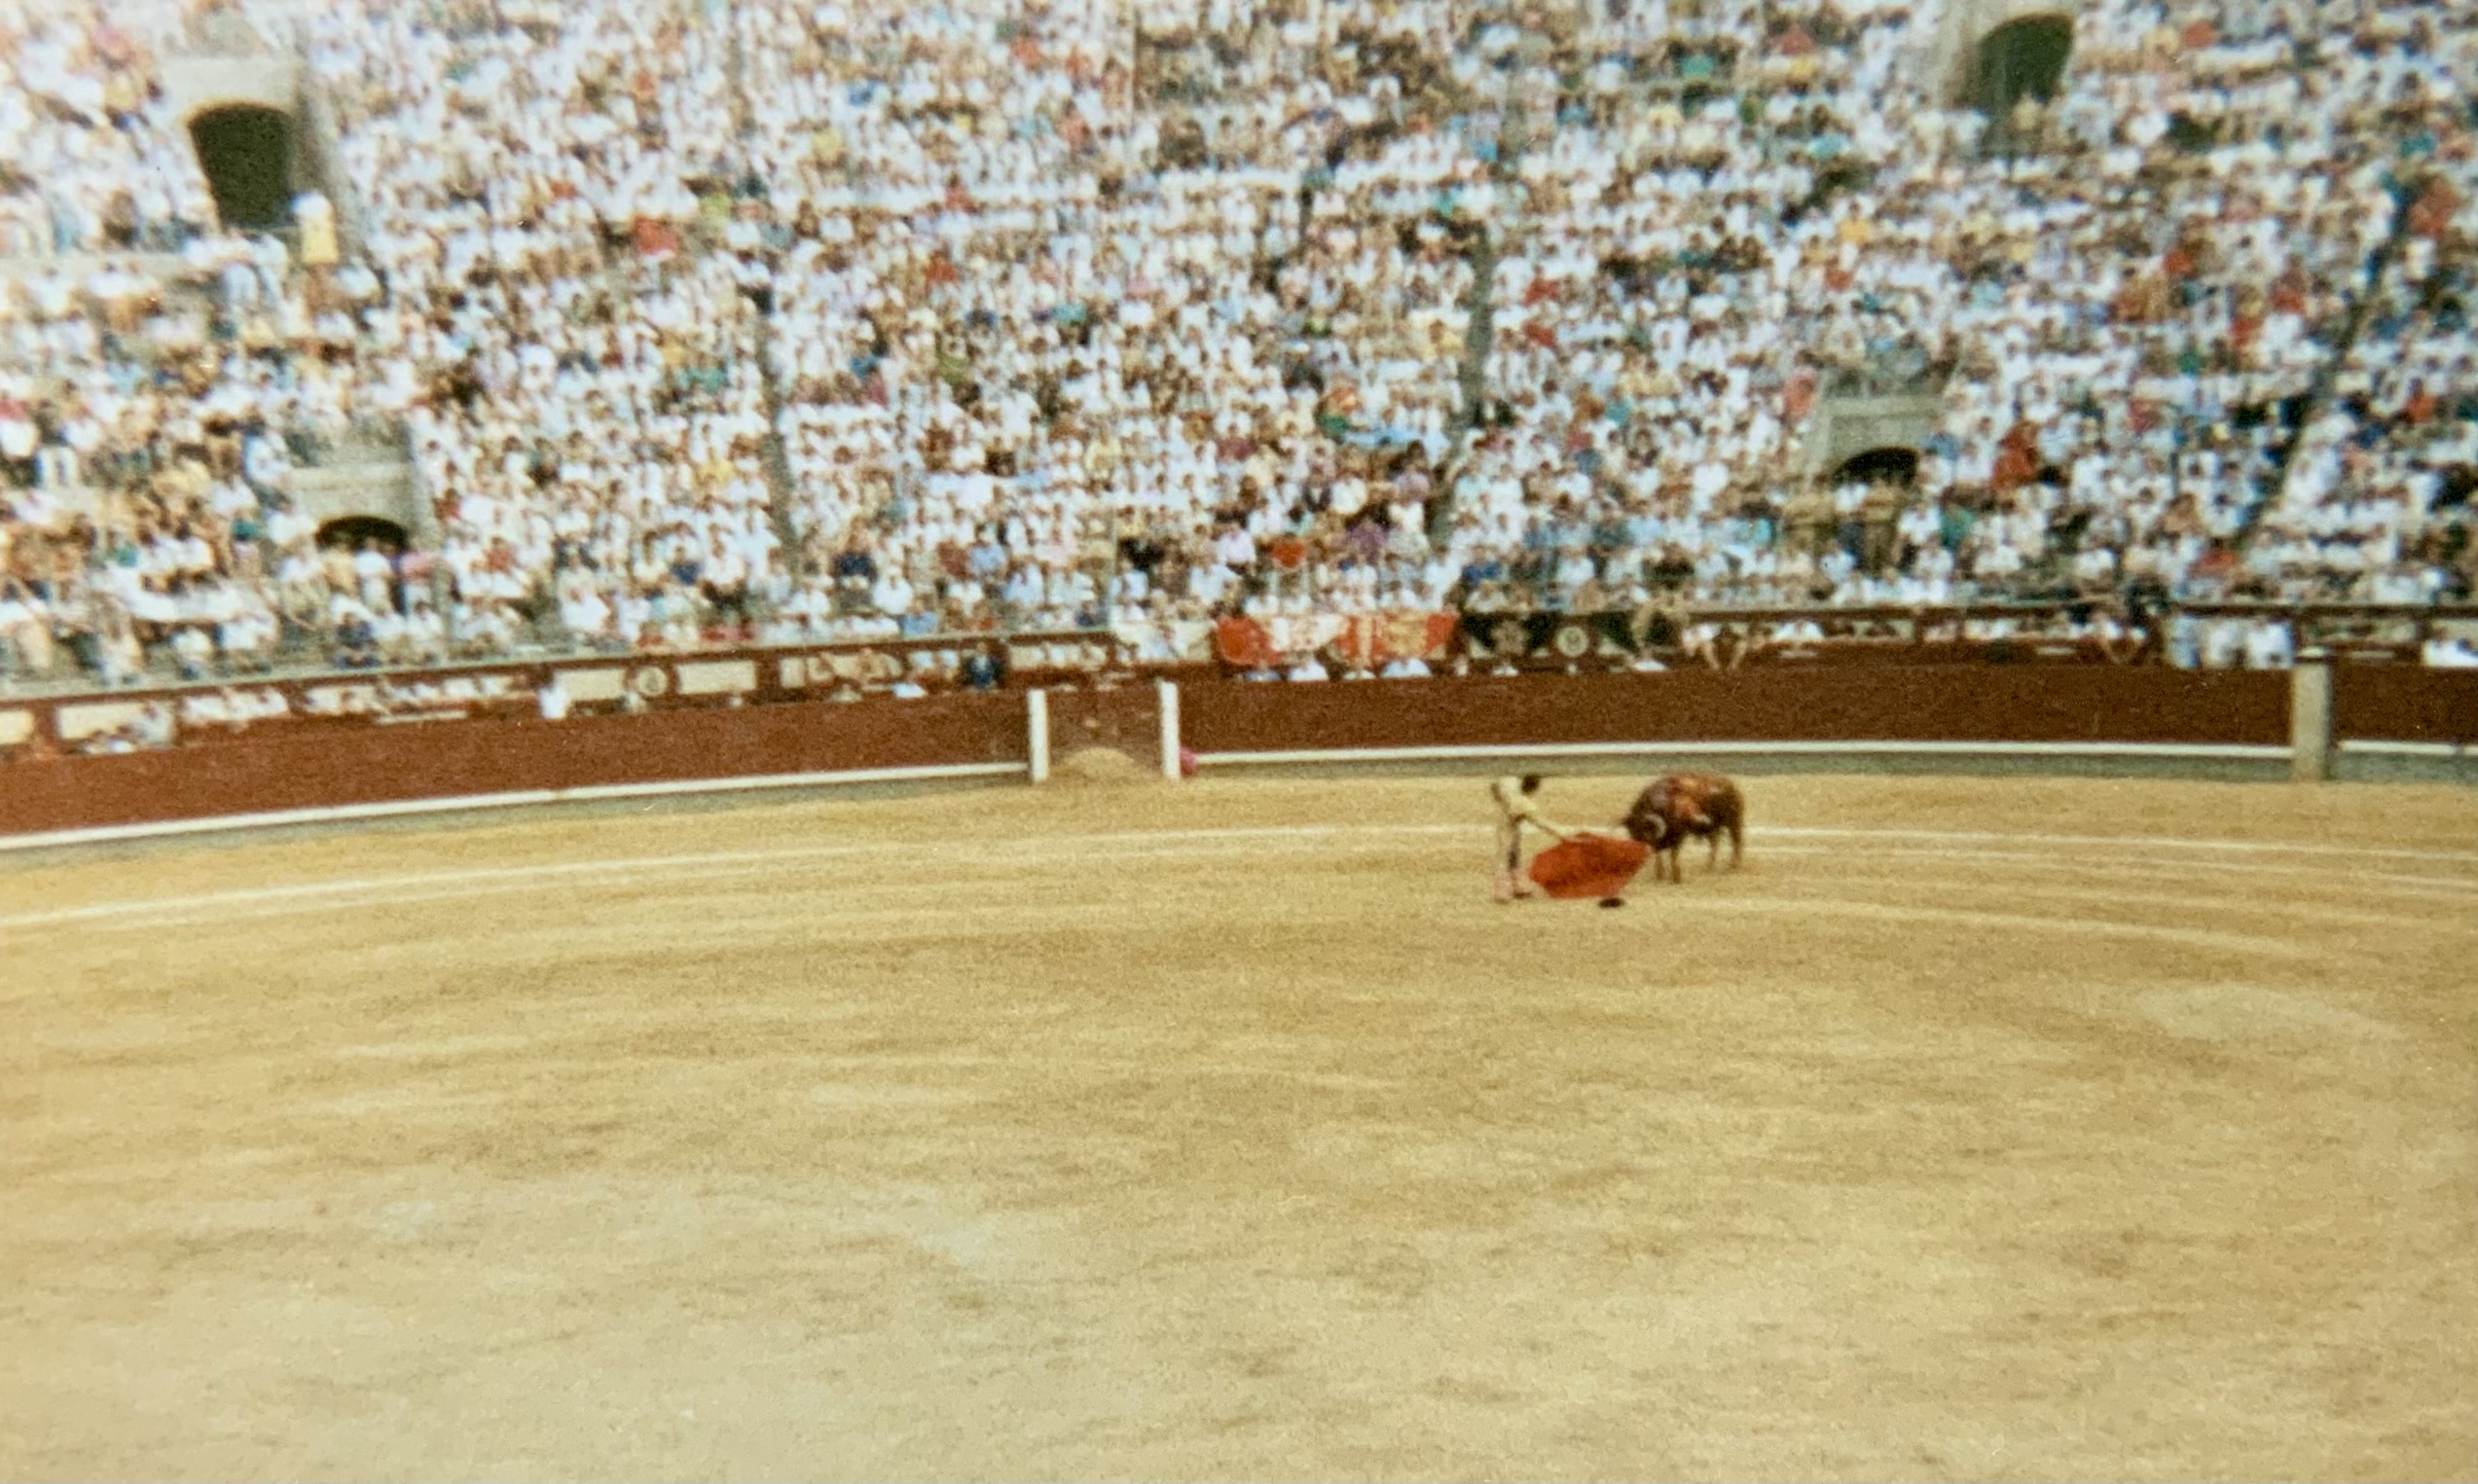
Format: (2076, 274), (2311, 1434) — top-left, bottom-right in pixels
(1490, 776), (1570, 900)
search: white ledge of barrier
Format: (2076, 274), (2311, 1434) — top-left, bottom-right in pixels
(0, 762), (1029, 854)
(1193, 741), (2294, 765)
(2336, 740), (2469, 758)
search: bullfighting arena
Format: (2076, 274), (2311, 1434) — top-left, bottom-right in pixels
(3, 773), (2473, 1481)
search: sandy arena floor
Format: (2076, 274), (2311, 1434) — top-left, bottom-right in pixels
(1, 773), (2473, 1482)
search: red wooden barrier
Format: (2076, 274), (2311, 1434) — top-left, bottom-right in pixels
(1177, 669), (2292, 754)
(0, 694), (1027, 838)
(2332, 668), (2478, 745)
(7, 665), (2467, 844)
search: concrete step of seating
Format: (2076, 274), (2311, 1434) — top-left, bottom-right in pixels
(0, 252), (200, 287)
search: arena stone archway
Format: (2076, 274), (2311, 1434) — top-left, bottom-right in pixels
(315, 515), (408, 552)
(1972, 14), (2073, 116)
(1834, 446), (1922, 488)
(188, 103), (296, 232)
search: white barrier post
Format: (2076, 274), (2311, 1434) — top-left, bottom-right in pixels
(1027, 688), (1050, 785)
(1157, 680), (1183, 780)
(2290, 651), (2332, 783)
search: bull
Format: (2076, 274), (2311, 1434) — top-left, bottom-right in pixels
(1622, 773), (1745, 883)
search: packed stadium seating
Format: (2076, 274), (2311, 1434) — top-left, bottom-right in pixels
(1, 0), (2472, 691)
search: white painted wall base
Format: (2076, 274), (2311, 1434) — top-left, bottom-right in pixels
(0, 763), (1025, 855)
(1196, 741), (2288, 767)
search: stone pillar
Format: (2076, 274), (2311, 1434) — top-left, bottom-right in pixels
(1156, 681), (1184, 779)
(1027, 689), (1051, 785)
(2289, 651), (2332, 783)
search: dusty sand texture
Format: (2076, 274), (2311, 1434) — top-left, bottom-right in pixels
(2, 775), (2473, 1482)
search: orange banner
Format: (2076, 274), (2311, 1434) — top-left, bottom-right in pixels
(1221, 612), (1457, 667)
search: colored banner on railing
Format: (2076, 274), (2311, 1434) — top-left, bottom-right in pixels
(1215, 612), (1460, 669)
(12, 631), (1142, 757)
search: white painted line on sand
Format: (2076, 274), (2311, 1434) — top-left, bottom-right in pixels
(4, 821), (2471, 938)
(1759, 825), (2478, 864)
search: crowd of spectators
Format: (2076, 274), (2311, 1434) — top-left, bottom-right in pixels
(1439, 0), (2475, 625)
(0, 0), (440, 688)
(2, 0), (2473, 694)
(729, 0), (1485, 652)
(301, 0), (785, 657)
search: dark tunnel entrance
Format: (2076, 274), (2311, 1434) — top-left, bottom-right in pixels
(1972, 14), (2073, 116)
(1834, 447), (1922, 488)
(315, 516), (409, 552)
(189, 104), (296, 232)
